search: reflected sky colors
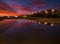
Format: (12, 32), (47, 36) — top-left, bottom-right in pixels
(0, 19), (60, 44)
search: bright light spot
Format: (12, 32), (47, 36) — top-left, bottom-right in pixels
(45, 10), (48, 14)
(44, 22), (47, 24)
(52, 9), (55, 12)
(51, 23), (54, 26)
(38, 22), (41, 24)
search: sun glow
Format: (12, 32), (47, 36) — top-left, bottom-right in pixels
(0, 10), (19, 16)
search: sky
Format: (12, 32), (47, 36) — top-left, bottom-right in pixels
(0, 0), (60, 16)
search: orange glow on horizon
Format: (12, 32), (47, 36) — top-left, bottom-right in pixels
(0, 10), (20, 16)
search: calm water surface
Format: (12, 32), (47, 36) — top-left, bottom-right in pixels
(0, 19), (60, 44)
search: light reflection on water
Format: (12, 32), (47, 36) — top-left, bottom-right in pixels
(28, 19), (55, 27)
(0, 19), (60, 44)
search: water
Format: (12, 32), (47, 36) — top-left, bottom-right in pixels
(0, 19), (60, 44)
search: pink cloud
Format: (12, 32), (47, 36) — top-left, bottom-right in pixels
(28, 0), (46, 10)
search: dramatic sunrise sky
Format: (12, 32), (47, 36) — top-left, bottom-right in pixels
(0, 0), (60, 16)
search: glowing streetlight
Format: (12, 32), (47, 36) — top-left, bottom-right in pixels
(51, 9), (55, 12)
(45, 10), (48, 14)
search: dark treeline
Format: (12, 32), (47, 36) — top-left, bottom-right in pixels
(27, 9), (60, 18)
(0, 9), (60, 21)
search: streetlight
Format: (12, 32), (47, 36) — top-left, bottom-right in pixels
(51, 9), (55, 12)
(45, 10), (48, 14)
(51, 9), (55, 15)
